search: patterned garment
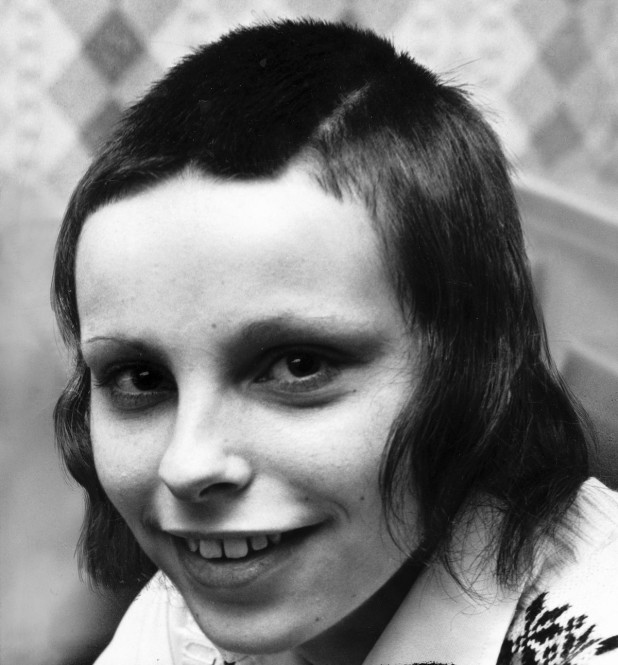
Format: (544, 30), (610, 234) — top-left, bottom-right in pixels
(498, 592), (618, 665)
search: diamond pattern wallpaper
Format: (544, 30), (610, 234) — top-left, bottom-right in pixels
(1, 0), (617, 218)
(0, 1), (616, 664)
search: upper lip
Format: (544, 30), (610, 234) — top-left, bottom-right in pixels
(163, 523), (320, 541)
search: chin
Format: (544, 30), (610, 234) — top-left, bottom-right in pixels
(190, 607), (320, 657)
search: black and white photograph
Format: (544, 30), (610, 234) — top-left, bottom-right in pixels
(1, 1), (617, 664)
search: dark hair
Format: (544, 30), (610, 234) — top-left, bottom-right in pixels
(52, 19), (590, 590)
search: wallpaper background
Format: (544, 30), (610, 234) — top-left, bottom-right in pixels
(0, 1), (616, 663)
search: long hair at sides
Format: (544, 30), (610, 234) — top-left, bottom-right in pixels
(52, 19), (590, 590)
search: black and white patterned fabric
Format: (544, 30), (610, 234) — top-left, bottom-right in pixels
(498, 592), (618, 665)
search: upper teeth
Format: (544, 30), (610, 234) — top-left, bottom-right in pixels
(187, 533), (282, 559)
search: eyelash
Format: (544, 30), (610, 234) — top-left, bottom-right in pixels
(91, 348), (342, 411)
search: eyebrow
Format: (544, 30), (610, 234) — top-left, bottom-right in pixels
(79, 336), (165, 365)
(234, 315), (381, 352)
(81, 336), (152, 353)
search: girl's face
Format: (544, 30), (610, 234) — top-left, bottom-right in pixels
(76, 168), (419, 656)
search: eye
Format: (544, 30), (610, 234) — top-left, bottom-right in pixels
(256, 350), (339, 395)
(275, 353), (322, 379)
(93, 363), (176, 411)
(116, 367), (167, 392)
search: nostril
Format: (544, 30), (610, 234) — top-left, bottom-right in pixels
(197, 481), (241, 498)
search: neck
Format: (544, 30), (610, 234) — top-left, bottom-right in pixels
(293, 558), (423, 665)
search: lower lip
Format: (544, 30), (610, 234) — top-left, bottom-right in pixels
(173, 526), (320, 590)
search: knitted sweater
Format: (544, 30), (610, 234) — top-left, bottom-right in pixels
(95, 478), (618, 665)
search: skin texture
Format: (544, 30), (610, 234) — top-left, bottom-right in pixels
(76, 168), (419, 665)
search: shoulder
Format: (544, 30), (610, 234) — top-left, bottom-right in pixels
(500, 479), (618, 665)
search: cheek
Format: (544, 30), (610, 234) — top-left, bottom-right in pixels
(90, 409), (163, 515)
(276, 401), (396, 505)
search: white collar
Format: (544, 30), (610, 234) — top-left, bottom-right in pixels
(362, 561), (520, 665)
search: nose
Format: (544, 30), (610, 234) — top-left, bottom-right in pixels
(158, 398), (254, 503)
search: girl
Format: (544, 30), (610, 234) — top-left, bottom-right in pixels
(53, 19), (618, 665)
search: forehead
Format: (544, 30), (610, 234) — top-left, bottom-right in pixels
(75, 169), (401, 343)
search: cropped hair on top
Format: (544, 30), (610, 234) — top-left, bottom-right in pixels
(52, 19), (590, 591)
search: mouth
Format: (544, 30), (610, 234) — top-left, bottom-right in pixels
(170, 525), (321, 588)
(184, 531), (284, 562)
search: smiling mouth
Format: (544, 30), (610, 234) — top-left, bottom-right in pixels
(177, 526), (316, 563)
(169, 524), (322, 589)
